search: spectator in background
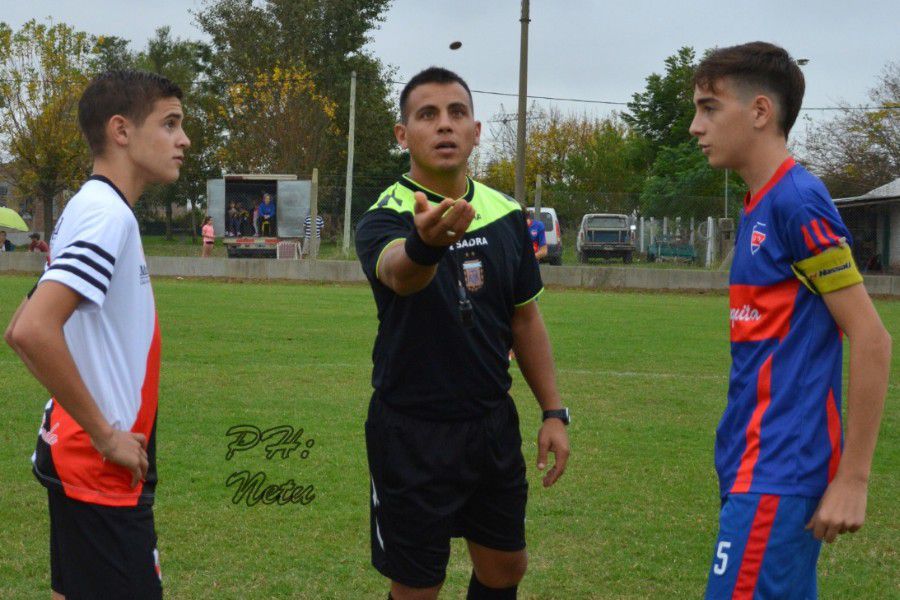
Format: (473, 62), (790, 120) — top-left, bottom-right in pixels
(0, 230), (14, 252)
(201, 216), (214, 257)
(526, 213), (548, 261)
(227, 201), (239, 237)
(303, 213), (325, 257)
(238, 205), (251, 236)
(28, 232), (50, 254)
(257, 192), (276, 236)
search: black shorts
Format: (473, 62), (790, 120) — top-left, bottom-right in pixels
(47, 489), (162, 599)
(365, 395), (528, 588)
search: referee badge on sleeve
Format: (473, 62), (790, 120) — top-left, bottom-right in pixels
(463, 256), (484, 293)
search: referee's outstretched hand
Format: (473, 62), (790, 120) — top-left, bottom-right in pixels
(413, 191), (475, 247)
(537, 419), (570, 487)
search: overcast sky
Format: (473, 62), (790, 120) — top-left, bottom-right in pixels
(5, 0), (899, 150)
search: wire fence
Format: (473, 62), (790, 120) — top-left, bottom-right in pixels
(5, 177), (883, 271)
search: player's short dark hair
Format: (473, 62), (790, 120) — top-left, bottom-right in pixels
(78, 70), (183, 156)
(693, 42), (805, 138)
(399, 67), (473, 123)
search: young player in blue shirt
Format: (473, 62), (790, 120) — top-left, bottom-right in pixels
(689, 42), (891, 598)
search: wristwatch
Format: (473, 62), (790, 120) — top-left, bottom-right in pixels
(542, 408), (570, 425)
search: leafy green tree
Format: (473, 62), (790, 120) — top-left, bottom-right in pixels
(194, 0), (397, 187)
(802, 61), (899, 197)
(90, 35), (135, 72)
(640, 141), (746, 219)
(623, 46), (697, 160)
(0, 20), (93, 239)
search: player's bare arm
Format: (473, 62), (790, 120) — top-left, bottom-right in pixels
(7, 281), (148, 486)
(806, 283), (891, 543)
(535, 244), (548, 261)
(511, 301), (570, 488)
(378, 190), (475, 295)
(4, 297), (39, 375)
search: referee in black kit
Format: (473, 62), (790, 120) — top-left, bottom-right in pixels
(355, 67), (570, 600)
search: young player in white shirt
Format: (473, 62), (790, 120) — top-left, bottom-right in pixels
(5, 70), (190, 600)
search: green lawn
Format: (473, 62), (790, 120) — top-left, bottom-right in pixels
(0, 276), (896, 599)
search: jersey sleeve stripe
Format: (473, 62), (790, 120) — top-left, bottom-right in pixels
(809, 220), (832, 248)
(514, 287), (544, 307)
(374, 238), (406, 281)
(67, 240), (116, 266)
(819, 219), (841, 245)
(45, 264), (108, 294)
(56, 252), (113, 280)
(800, 225), (821, 255)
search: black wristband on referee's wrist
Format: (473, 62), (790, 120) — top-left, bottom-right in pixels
(404, 228), (447, 266)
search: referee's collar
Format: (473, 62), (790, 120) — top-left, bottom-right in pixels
(399, 175), (474, 203)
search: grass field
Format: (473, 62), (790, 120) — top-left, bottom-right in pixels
(0, 275), (896, 599)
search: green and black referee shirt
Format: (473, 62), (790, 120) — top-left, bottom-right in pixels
(355, 175), (544, 420)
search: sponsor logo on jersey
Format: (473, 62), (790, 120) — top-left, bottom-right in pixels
(450, 236), (489, 251)
(139, 264), (150, 285)
(730, 304), (761, 328)
(750, 222), (767, 255)
(463, 257), (484, 292)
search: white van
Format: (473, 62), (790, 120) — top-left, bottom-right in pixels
(526, 207), (563, 265)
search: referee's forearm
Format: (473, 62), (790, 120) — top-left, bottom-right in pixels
(378, 243), (439, 296)
(512, 305), (562, 410)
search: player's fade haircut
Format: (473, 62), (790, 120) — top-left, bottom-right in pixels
(693, 42), (805, 138)
(399, 67), (473, 123)
(78, 70), (183, 156)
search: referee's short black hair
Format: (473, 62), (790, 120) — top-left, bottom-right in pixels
(399, 67), (473, 123)
(694, 42), (805, 138)
(79, 70), (183, 156)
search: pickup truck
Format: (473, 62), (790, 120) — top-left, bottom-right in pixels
(576, 213), (635, 263)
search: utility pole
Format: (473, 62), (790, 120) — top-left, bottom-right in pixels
(514, 0), (530, 204)
(342, 71), (357, 256)
(724, 168), (729, 218)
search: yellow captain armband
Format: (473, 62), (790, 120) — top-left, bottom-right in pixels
(791, 240), (863, 295)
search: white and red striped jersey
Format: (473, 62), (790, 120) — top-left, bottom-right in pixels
(32, 175), (160, 507)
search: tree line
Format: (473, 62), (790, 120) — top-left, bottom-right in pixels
(0, 4), (896, 240)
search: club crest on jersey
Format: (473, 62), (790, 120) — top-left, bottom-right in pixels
(750, 222), (767, 255)
(462, 257), (484, 293)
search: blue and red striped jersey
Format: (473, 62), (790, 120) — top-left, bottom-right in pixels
(719, 157), (847, 498)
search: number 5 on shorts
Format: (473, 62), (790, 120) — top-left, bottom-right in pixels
(713, 541), (731, 575)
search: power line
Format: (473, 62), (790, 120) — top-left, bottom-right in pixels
(2, 75), (898, 112)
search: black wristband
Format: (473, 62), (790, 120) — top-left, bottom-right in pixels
(404, 228), (447, 266)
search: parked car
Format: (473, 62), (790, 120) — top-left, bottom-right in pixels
(576, 213), (635, 263)
(526, 207), (563, 265)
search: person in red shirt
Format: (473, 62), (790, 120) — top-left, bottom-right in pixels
(28, 232), (49, 253)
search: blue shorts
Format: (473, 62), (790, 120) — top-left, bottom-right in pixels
(705, 493), (821, 599)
